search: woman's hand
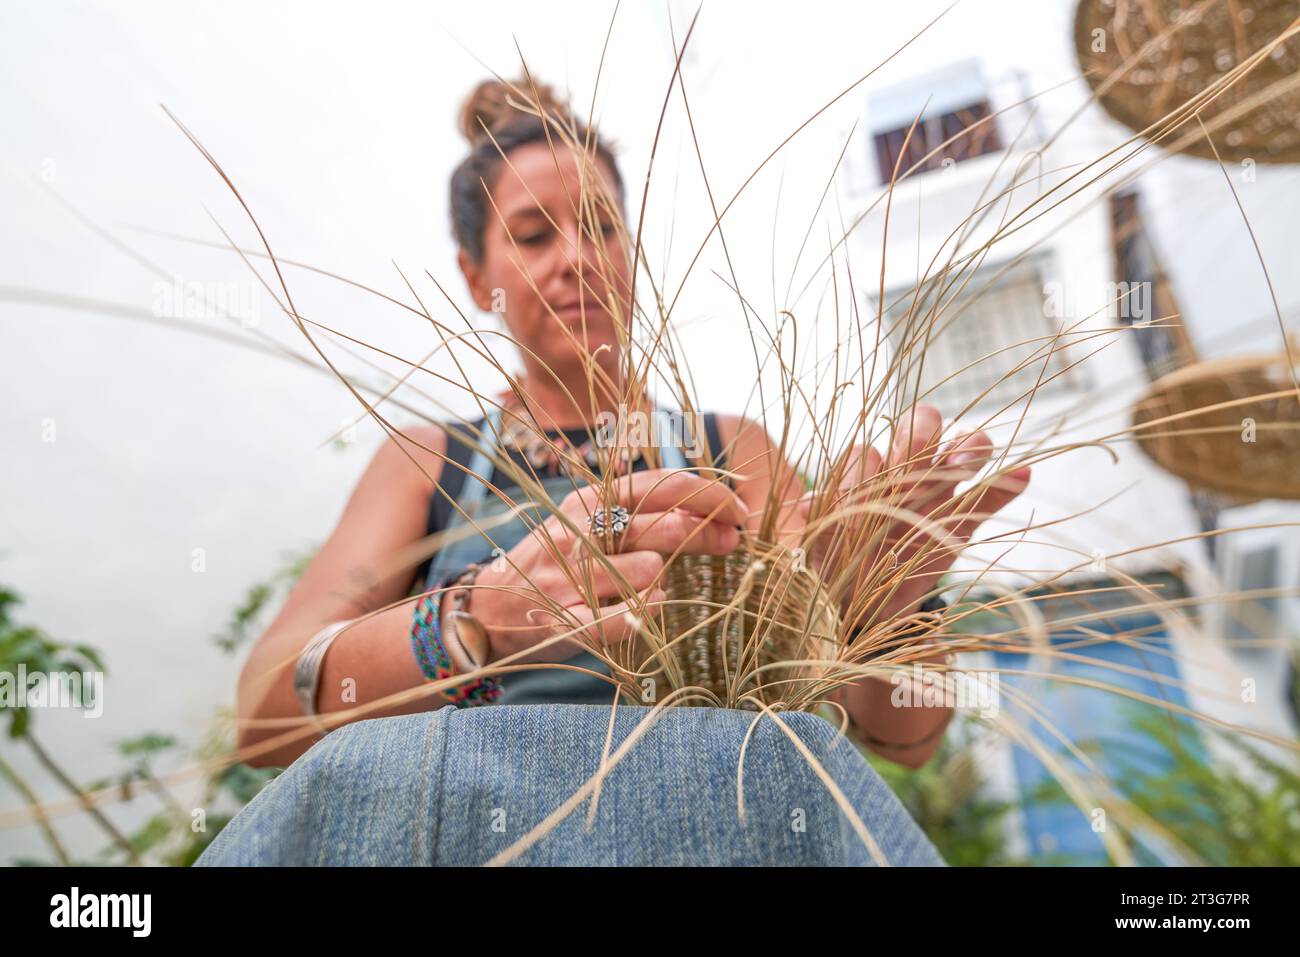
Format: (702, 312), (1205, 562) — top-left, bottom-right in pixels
(786, 404), (1030, 768)
(463, 468), (748, 665)
(795, 404), (1031, 626)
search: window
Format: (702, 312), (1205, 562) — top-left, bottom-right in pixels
(867, 59), (1003, 184)
(872, 100), (1002, 182)
(1225, 544), (1280, 645)
(880, 255), (1074, 417)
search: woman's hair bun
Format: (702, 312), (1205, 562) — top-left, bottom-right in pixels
(457, 77), (572, 144)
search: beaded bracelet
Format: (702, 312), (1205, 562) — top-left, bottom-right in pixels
(409, 588), (502, 708)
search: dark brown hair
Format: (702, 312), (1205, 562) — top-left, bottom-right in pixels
(449, 78), (627, 264)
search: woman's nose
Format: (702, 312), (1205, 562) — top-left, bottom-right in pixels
(556, 218), (606, 275)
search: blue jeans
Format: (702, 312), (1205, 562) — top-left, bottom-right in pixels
(197, 704), (945, 866)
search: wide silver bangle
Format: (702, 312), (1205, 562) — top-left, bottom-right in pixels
(293, 620), (351, 717)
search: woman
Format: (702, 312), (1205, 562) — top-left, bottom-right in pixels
(235, 78), (1030, 771)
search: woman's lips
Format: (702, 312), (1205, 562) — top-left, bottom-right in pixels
(553, 301), (607, 320)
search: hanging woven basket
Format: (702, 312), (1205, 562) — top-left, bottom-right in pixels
(1074, 0), (1300, 163)
(635, 538), (842, 709)
(1131, 353), (1300, 502)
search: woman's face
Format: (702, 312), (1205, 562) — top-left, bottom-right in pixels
(458, 140), (632, 380)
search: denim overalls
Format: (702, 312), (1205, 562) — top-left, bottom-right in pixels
(421, 406), (689, 706)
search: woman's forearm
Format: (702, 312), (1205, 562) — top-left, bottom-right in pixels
(237, 597), (452, 767)
(834, 673), (953, 770)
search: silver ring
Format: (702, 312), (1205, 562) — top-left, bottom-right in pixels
(589, 504), (630, 537)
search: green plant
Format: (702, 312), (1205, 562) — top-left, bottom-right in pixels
(1030, 703), (1300, 866)
(0, 549), (308, 864)
(213, 547), (314, 653)
(96, 723), (281, 867)
(0, 588), (139, 864)
(857, 716), (1023, 866)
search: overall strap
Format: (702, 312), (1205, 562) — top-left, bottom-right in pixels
(653, 405), (689, 471)
(654, 406), (728, 480)
(458, 406), (503, 517)
(422, 407), (503, 590)
(702, 411), (727, 482)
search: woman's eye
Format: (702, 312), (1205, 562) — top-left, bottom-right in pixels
(518, 232), (548, 245)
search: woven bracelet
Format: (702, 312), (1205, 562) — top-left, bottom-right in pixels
(409, 591), (502, 707)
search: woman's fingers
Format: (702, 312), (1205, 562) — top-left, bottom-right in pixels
(894, 463), (1031, 559)
(619, 508), (741, 556)
(877, 418), (994, 516)
(563, 584), (668, 649)
(808, 409), (948, 545)
(950, 465), (1032, 540)
(796, 444), (881, 527)
(555, 549), (666, 605)
(887, 405), (944, 479)
(565, 469), (748, 528)
(836, 444), (885, 504)
(940, 429), (994, 479)
(857, 420), (1023, 565)
(857, 463), (1032, 601)
(902, 429), (996, 521)
(511, 582), (666, 662)
(546, 506), (743, 560)
(789, 406), (1031, 611)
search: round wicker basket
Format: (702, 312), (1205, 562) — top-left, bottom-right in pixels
(651, 539), (842, 708)
(1074, 0), (1300, 163)
(1131, 353), (1300, 502)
